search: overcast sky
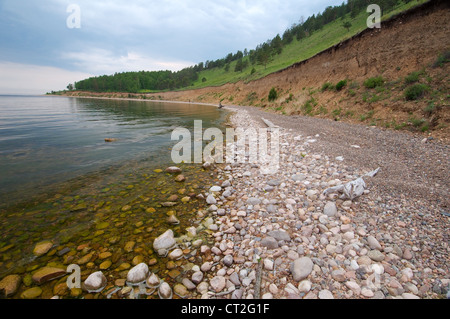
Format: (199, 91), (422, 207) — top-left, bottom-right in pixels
(0, 0), (342, 94)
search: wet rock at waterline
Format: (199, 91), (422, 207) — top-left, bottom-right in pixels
(146, 273), (161, 288)
(158, 282), (173, 299)
(167, 214), (180, 225)
(84, 271), (107, 293)
(127, 263), (149, 285)
(153, 230), (177, 256)
(32, 267), (66, 285)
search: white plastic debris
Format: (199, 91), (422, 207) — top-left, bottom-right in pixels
(323, 168), (380, 200)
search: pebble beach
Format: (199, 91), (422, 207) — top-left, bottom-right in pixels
(1, 103), (448, 300)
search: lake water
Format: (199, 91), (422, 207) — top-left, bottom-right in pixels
(0, 95), (229, 297)
(0, 95), (227, 208)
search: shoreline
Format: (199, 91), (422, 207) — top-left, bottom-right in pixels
(3, 95), (447, 299)
(52, 92), (221, 109)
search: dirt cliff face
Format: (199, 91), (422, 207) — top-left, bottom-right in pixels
(145, 0), (449, 141)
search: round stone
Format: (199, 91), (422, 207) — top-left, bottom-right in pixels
(126, 263), (149, 284)
(290, 257), (313, 282)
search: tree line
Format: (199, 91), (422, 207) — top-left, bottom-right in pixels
(73, 0), (412, 93)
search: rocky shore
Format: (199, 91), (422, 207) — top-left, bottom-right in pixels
(190, 106), (449, 299)
(1, 104), (448, 300)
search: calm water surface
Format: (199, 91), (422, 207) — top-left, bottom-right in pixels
(0, 95), (227, 207)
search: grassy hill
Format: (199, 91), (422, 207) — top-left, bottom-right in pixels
(189, 0), (428, 90)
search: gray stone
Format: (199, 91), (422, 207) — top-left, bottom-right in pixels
(290, 257), (313, 282)
(324, 202), (337, 217)
(292, 174), (306, 182)
(261, 236), (278, 249)
(191, 271), (203, 284)
(146, 273), (161, 287)
(298, 280), (312, 293)
(267, 179), (281, 186)
(127, 263), (149, 284)
(232, 288), (243, 299)
(159, 282), (172, 299)
(331, 269), (346, 282)
(168, 249), (183, 260)
(210, 186), (222, 192)
(264, 259), (274, 271)
(268, 230), (291, 242)
(153, 230), (176, 252)
(221, 180), (231, 187)
(201, 262), (213, 272)
(223, 255), (234, 267)
(266, 204), (278, 214)
(247, 197), (261, 205)
(367, 250), (385, 262)
(222, 190), (232, 197)
(182, 278), (196, 290)
(367, 236), (382, 251)
(229, 272), (241, 286)
(206, 194), (217, 205)
(210, 276), (226, 293)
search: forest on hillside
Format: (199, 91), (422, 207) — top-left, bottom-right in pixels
(73, 0), (416, 93)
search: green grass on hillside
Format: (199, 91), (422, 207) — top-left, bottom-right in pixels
(187, 0), (428, 90)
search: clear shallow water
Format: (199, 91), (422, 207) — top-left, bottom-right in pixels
(0, 95), (227, 208)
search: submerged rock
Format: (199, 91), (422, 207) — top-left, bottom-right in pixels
(167, 215), (180, 225)
(20, 287), (42, 299)
(268, 230), (291, 242)
(32, 267), (66, 284)
(33, 240), (53, 257)
(175, 175), (186, 182)
(161, 202), (178, 207)
(0, 274), (21, 298)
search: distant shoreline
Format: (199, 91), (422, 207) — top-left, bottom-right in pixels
(51, 91), (222, 108)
